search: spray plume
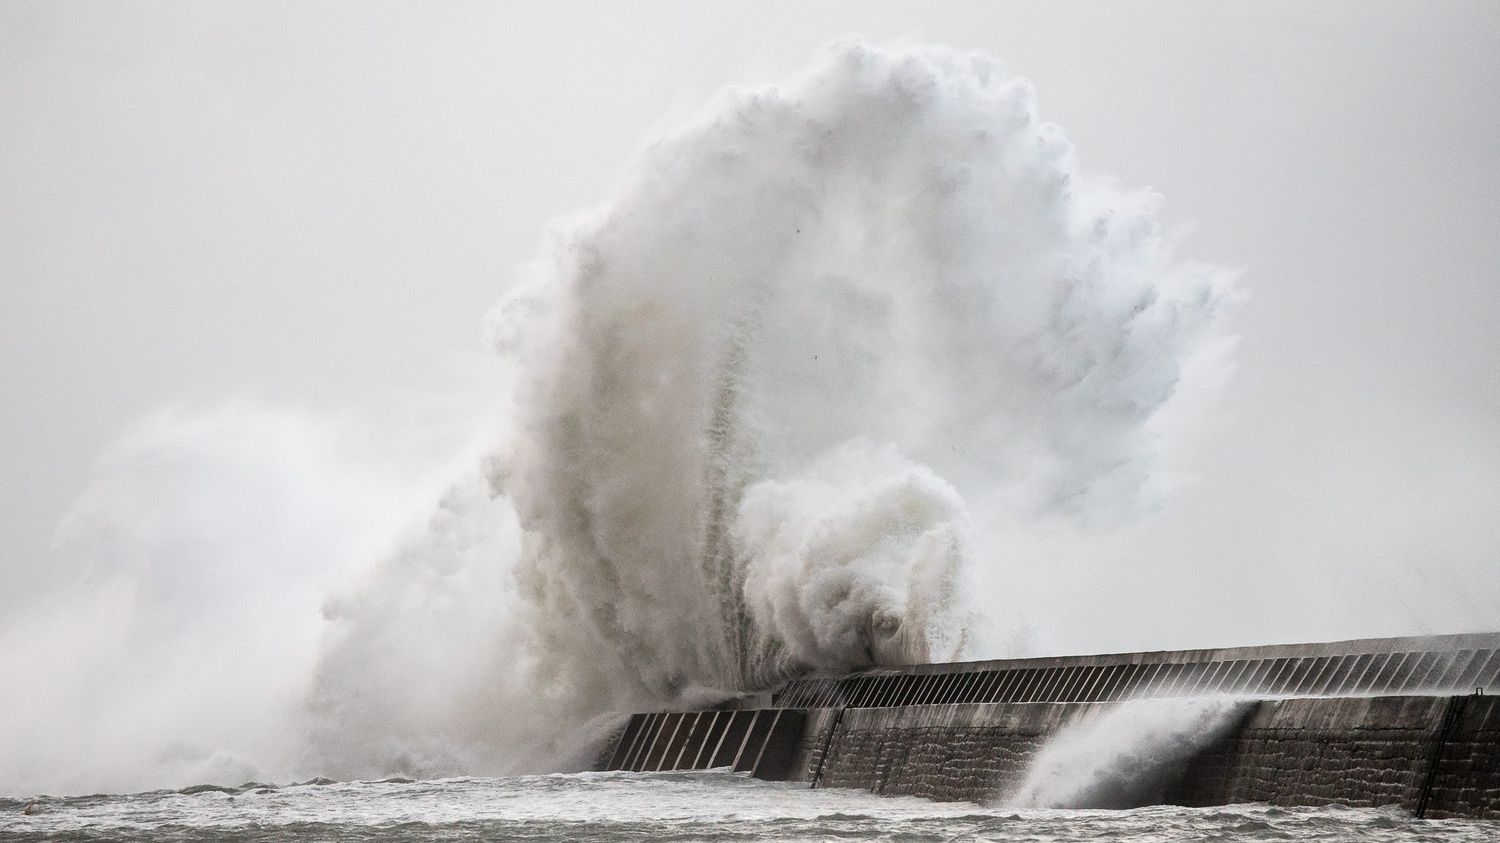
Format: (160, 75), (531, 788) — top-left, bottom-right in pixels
(1006, 697), (1254, 809)
(0, 41), (1233, 792)
(465, 38), (1233, 714)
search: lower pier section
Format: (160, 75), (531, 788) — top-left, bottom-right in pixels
(1174, 694), (1500, 819)
(597, 694), (1500, 819)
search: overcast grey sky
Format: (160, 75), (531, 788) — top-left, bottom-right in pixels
(3, 1), (1498, 649)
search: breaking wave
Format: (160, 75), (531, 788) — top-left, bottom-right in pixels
(1006, 697), (1255, 809)
(0, 41), (1233, 793)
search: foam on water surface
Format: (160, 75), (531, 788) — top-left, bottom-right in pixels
(3, 772), (1495, 843)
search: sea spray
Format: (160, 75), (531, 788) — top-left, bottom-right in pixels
(465, 38), (1234, 727)
(1006, 697), (1254, 809)
(300, 38), (1239, 778)
(1, 40), (1235, 792)
(0, 404), (459, 794)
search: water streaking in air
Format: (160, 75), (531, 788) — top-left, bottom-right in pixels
(304, 38), (1236, 783)
(1007, 697), (1254, 809)
(3, 772), (1495, 843)
(0, 39), (1235, 795)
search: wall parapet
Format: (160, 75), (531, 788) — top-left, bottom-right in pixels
(773, 633), (1500, 709)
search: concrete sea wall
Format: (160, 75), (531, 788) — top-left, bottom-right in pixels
(788, 695), (1499, 818)
(1174, 694), (1500, 819)
(596, 634), (1500, 818)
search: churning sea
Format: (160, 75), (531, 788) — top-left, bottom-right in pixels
(2, 769), (1496, 842)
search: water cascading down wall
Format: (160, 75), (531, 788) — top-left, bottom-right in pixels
(594, 633), (1500, 819)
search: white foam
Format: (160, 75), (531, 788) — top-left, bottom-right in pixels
(1, 41), (1233, 792)
(487, 40), (1231, 707)
(1006, 697), (1253, 809)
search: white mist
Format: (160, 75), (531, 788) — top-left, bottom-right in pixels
(1006, 697), (1253, 809)
(1, 40), (1234, 793)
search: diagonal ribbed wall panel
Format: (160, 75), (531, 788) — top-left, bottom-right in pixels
(771, 633), (1500, 709)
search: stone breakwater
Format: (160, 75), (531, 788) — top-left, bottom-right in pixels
(794, 695), (1500, 819)
(595, 634), (1500, 818)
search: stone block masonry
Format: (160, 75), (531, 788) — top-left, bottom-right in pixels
(796, 701), (1066, 802)
(1169, 696), (1443, 812)
(785, 695), (1499, 817)
(1170, 695), (1500, 818)
(1425, 694), (1500, 819)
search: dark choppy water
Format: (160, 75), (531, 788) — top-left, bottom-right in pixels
(3, 770), (1496, 842)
